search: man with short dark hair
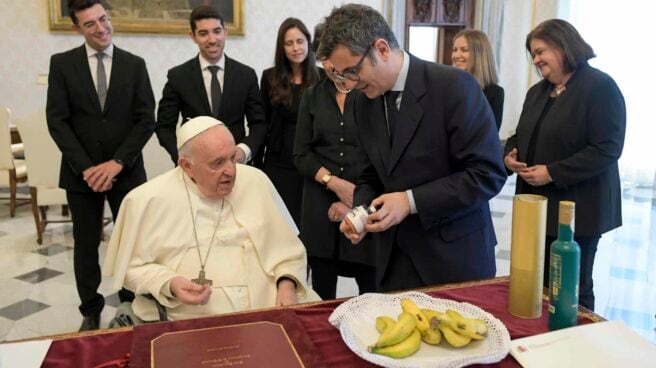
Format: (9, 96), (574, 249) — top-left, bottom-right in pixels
(318, 4), (507, 291)
(155, 5), (266, 164)
(46, 0), (155, 330)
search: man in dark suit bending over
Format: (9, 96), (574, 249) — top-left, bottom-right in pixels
(156, 5), (266, 164)
(318, 4), (507, 292)
(46, 0), (155, 330)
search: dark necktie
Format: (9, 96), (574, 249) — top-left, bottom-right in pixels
(384, 90), (400, 141)
(96, 53), (107, 110)
(207, 65), (222, 117)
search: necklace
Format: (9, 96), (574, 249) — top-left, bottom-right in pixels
(334, 82), (352, 94)
(553, 84), (566, 96)
(182, 171), (225, 286)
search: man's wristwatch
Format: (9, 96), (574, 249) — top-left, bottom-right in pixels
(321, 172), (332, 187)
(113, 158), (124, 167)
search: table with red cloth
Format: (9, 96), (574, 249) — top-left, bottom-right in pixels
(40, 277), (602, 367)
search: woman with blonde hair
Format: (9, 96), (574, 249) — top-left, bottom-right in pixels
(452, 29), (504, 130)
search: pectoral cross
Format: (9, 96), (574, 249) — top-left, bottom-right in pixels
(192, 269), (213, 286)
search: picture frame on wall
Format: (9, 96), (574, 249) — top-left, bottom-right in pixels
(49, 0), (244, 35)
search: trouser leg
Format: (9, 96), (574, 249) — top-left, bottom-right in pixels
(106, 189), (134, 303)
(576, 235), (600, 311)
(67, 191), (105, 316)
(309, 256), (339, 300)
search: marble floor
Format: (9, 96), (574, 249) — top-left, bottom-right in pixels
(0, 177), (654, 344)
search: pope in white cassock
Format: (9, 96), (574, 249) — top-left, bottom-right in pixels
(103, 116), (320, 321)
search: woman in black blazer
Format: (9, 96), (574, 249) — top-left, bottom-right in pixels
(452, 29), (504, 130)
(258, 18), (320, 227)
(292, 27), (376, 300)
(504, 19), (626, 311)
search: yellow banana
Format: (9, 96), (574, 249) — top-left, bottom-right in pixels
(400, 299), (430, 332)
(375, 316), (396, 334)
(421, 308), (446, 323)
(437, 323), (472, 348)
(369, 329), (422, 359)
(420, 326), (442, 345)
(445, 309), (487, 340)
(373, 312), (416, 348)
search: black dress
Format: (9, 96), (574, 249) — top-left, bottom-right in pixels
(294, 78), (377, 299)
(258, 68), (304, 227)
(483, 83), (504, 131)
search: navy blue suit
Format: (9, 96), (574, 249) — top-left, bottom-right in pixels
(352, 54), (507, 289)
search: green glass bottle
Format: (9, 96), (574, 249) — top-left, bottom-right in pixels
(548, 201), (581, 330)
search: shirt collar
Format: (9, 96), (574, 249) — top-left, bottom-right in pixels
(390, 50), (410, 92)
(199, 53), (225, 71)
(85, 43), (113, 58)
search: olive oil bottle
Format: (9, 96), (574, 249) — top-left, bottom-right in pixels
(548, 201), (581, 330)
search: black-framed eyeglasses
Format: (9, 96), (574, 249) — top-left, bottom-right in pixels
(329, 45), (372, 82)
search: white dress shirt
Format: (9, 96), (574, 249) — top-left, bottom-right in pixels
(385, 51), (418, 214)
(198, 54), (252, 162)
(85, 43), (113, 92)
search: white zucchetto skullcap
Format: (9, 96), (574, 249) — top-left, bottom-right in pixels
(176, 116), (225, 149)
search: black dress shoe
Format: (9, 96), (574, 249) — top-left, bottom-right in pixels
(79, 314), (100, 331)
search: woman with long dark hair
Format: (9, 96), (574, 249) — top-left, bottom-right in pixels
(258, 18), (320, 227)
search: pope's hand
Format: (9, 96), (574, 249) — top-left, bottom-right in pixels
(170, 276), (212, 305)
(275, 279), (298, 307)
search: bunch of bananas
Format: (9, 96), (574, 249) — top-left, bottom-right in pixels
(368, 299), (488, 359)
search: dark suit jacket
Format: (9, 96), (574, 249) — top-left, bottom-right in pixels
(46, 44), (155, 192)
(353, 54), (507, 287)
(504, 64), (625, 237)
(156, 55), (266, 163)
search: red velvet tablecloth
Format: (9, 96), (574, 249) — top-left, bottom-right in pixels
(41, 277), (600, 367)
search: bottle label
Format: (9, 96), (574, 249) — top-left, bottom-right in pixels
(345, 206), (368, 233)
(550, 254), (562, 297)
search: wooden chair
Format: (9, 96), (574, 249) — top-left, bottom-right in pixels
(14, 112), (71, 244)
(0, 107), (29, 217)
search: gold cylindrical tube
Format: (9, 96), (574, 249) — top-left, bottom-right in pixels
(508, 194), (548, 318)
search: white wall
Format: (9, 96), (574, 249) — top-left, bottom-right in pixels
(496, 0), (559, 139)
(0, 0), (383, 177)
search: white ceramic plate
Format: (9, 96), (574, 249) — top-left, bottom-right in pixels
(329, 291), (511, 368)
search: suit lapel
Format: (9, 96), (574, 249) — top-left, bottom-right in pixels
(190, 56), (213, 115)
(75, 45), (103, 113)
(387, 56), (425, 175)
(220, 56), (236, 116)
(518, 82), (550, 157)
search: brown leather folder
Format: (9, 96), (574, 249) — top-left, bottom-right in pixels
(130, 308), (326, 368)
(151, 321), (304, 368)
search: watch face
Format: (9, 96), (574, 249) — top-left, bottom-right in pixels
(322, 174), (331, 185)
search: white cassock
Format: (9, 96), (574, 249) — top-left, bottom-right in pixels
(103, 164), (320, 321)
